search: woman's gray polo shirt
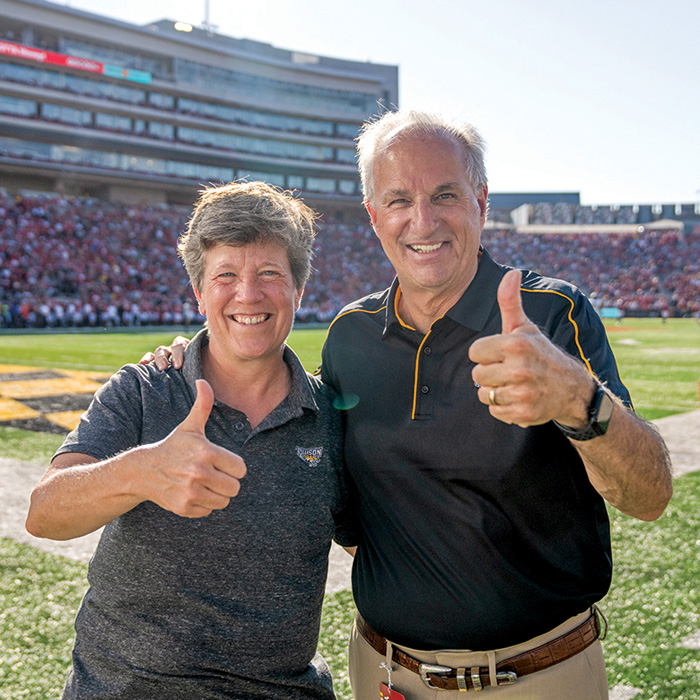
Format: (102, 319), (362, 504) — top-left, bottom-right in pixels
(56, 330), (354, 699)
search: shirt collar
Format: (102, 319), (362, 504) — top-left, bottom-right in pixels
(182, 328), (208, 390)
(282, 344), (320, 413)
(445, 247), (505, 332)
(383, 277), (413, 338)
(182, 328), (319, 413)
(382, 247), (506, 337)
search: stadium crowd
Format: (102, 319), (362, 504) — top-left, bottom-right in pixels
(481, 228), (700, 317)
(1, 192), (698, 329)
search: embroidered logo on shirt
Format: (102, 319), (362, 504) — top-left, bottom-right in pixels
(296, 446), (323, 465)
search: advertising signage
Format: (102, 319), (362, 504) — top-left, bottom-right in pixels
(0, 40), (152, 84)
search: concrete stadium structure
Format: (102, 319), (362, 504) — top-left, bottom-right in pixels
(0, 0), (398, 209)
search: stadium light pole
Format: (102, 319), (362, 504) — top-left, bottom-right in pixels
(202, 0), (217, 35)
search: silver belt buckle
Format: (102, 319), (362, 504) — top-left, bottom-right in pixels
(419, 663), (452, 689)
(419, 662), (518, 691)
(497, 670), (518, 685)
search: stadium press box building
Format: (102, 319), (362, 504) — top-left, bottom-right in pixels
(0, 0), (398, 209)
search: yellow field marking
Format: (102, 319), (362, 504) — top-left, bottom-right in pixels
(0, 377), (103, 399)
(0, 397), (41, 421)
(0, 364), (42, 374)
(57, 369), (111, 380)
(45, 411), (84, 431)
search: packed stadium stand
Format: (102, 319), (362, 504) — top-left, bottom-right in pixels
(1, 192), (699, 330)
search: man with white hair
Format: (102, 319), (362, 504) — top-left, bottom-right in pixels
(319, 110), (672, 699)
(149, 110), (673, 699)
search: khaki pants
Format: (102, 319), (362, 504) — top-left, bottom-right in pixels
(348, 611), (609, 700)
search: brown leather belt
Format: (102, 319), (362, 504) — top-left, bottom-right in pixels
(356, 610), (602, 691)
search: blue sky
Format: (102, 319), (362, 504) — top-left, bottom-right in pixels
(51, 0), (699, 206)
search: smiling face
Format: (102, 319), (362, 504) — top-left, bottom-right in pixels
(194, 241), (303, 365)
(366, 133), (488, 314)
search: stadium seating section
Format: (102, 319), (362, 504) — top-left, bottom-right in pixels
(1, 192), (699, 328)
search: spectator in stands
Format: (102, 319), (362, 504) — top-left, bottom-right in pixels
(26, 181), (355, 700)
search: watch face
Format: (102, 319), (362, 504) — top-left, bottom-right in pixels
(596, 390), (614, 427)
(554, 386), (615, 441)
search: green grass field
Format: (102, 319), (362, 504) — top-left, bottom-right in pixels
(1, 319), (699, 698)
(604, 319), (700, 420)
(0, 326), (328, 375)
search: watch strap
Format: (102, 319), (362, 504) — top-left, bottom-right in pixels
(554, 383), (613, 441)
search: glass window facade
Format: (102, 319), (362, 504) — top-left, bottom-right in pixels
(0, 61), (365, 160)
(5, 29), (387, 120)
(177, 96), (334, 136)
(0, 136), (358, 195)
(236, 170), (286, 187)
(0, 136), (234, 182)
(148, 121), (175, 139)
(0, 17), (390, 200)
(177, 126), (333, 161)
(0, 95), (36, 116)
(95, 112), (132, 132)
(336, 123), (360, 139)
(41, 102), (92, 125)
(338, 180), (357, 195)
(61, 38), (168, 78)
(175, 59), (378, 116)
(0, 62), (146, 102)
(306, 177), (336, 193)
(148, 92), (175, 109)
(336, 148), (356, 163)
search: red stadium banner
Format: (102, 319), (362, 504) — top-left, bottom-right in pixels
(0, 40), (103, 73)
(0, 40), (151, 83)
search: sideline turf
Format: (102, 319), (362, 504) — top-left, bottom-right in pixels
(0, 427), (64, 464)
(603, 318), (700, 419)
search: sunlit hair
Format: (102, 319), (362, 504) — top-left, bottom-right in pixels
(357, 109), (488, 206)
(178, 180), (317, 292)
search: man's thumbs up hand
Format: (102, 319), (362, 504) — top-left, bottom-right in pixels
(135, 379), (247, 517)
(498, 270), (529, 334)
(469, 270), (593, 428)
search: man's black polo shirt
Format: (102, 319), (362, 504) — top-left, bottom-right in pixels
(321, 248), (630, 651)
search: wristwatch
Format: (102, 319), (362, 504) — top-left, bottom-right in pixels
(555, 382), (614, 441)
